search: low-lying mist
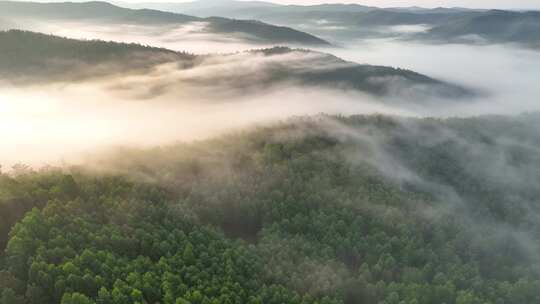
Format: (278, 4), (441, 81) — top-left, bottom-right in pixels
(0, 81), (410, 168)
(82, 112), (540, 283)
(2, 24), (540, 170)
(323, 38), (540, 115)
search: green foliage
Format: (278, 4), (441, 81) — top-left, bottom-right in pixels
(61, 293), (95, 304)
(1, 114), (540, 304)
(0, 288), (25, 304)
(0, 30), (192, 83)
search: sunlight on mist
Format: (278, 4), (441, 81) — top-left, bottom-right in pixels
(0, 81), (409, 168)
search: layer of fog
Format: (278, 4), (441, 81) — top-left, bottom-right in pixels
(319, 38), (540, 116)
(2, 21), (540, 168)
(2, 19), (540, 280)
(286, 115), (540, 277)
(4, 19), (280, 54)
(296, 22), (432, 42)
(0, 81), (410, 168)
(21, 20), (540, 117)
(10, 18), (540, 113)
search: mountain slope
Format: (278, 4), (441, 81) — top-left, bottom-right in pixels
(418, 10), (540, 47)
(244, 47), (470, 99)
(0, 30), (191, 81)
(0, 0), (330, 46)
(0, 30), (472, 100)
(121, 1), (477, 30)
(1, 113), (540, 304)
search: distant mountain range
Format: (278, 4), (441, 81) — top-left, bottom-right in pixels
(0, 1), (330, 46)
(123, 0), (540, 48)
(0, 30), (472, 101)
(418, 10), (540, 47)
(126, 0), (483, 19)
(3, 1), (538, 48)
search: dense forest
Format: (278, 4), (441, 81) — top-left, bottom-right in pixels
(0, 30), (192, 82)
(1, 113), (539, 304)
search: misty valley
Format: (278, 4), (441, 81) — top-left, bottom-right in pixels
(1, 1), (540, 304)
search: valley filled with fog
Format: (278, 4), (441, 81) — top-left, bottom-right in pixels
(1, 22), (539, 166)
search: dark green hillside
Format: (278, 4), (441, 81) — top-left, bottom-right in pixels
(244, 47), (471, 99)
(0, 30), (192, 82)
(0, 31), (471, 99)
(1, 113), (540, 304)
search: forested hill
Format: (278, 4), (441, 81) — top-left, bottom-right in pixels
(0, 30), (192, 81)
(417, 10), (540, 47)
(0, 1), (198, 23)
(1, 113), (540, 304)
(0, 0), (330, 46)
(0, 30), (179, 60)
(246, 47), (471, 99)
(0, 30), (472, 99)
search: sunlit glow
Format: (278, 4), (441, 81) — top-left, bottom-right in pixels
(0, 79), (410, 168)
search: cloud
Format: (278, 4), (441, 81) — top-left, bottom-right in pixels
(321, 38), (540, 116)
(0, 79), (412, 168)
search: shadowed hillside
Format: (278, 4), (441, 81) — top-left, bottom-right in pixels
(0, 30), (473, 100)
(0, 30), (192, 81)
(0, 0), (331, 46)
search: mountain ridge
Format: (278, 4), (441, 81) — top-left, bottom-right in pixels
(0, 0), (331, 46)
(125, 0), (540, 47)
(0, 29), (473, 100)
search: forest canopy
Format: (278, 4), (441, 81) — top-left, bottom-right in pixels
(1, 113), (539, 304)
